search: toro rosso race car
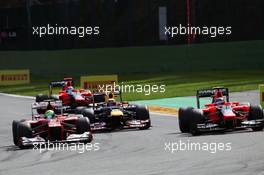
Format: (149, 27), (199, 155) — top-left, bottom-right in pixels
(35, 77), (93, 112)
(179, 87), (264, 136)
(12, 100), (92, 149)
(76, 91), (151, 131)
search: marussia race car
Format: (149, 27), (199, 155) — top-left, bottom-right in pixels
(75, 91), (151, 131)
(12, 100), (92, 149)
(35, 77), (93, 112)
(179, 87), (264, 136)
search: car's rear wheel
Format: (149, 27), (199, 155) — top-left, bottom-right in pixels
(37, 109), (46, 114)
(51, 95), (59, 101)
(82, 108), (96, 124)
(36, 94), (50, 114)
(75, 106), (86, 114)
(249, 105), (264, 131)
(135, 105), (151, 130)
(35, 94), (49, 102)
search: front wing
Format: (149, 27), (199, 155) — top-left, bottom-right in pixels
(90, 119), (150, 131)
(18, 132), (93, 147)
(196, 119), (264, 132)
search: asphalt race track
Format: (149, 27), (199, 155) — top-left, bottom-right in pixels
(0, 91), (264, 175)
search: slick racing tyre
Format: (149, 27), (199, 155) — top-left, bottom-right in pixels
(35, 94), (49, 102)
(36, 94), (49, 114)
(135, 105), (151, 130)
(18, 122), (33, 149)
(12, 120), (20, 146)
(76, 117), (91, 133)
(75, 106), (87, 114)
(82, 108), (96, 124)
(178, 107), (193, 133)
(50, 95), (59, 101)
(12, 119), (26, 146)
(249, 105), (264, 131)
(189, 109), (204, 136)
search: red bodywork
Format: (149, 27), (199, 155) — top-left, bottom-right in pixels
(52, 78), (93, 107)
(201, 89), (250, 127)
(58, 89), (92, 106)
(179, 87), (264, 135)
(27, 114), (82, 141)
(14, 100), (93, 148)
(203, 102), (250, 124)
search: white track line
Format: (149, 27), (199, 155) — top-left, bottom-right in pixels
(150, 111), (177, 117)
(0, 93), (35, 100)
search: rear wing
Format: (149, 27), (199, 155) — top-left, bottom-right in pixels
(49, 81), (66, 96)
(50, 81), (65, 88)
(196, 87), (229, 108)
(48, 77), (74, 96)
(92, 90), (123, 104)
(32, 100), (63, 110)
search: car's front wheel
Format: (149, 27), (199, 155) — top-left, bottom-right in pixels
(178, 107), (193, 133)
(135, 105), (151, 130)
(189, 109), (204, 136)
(18, 122), (33, 149)
(249, 105), (264, 131)
(76, 117), (91, 134)
(76, 117), (92, 143)
(12, 120), (20, 146)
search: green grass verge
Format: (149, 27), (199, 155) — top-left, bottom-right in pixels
(0, 70), (263, 101)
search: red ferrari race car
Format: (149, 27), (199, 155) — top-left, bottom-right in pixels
(36, 77), (93, 112)
(12, 100), (93, 149)
(179, 87), (264, 136)
(76, 91), (151, 131)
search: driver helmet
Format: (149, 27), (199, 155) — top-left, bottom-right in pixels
(44, 110), (55, 119)
(214, 97), (225, 105)
(67, 86), (74, 95)
(107, 93), (116, 106)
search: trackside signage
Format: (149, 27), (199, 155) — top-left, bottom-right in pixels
(80, 75), (118, 90)
(259, 85), (264, 108)
(0, 70), (30, 85)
